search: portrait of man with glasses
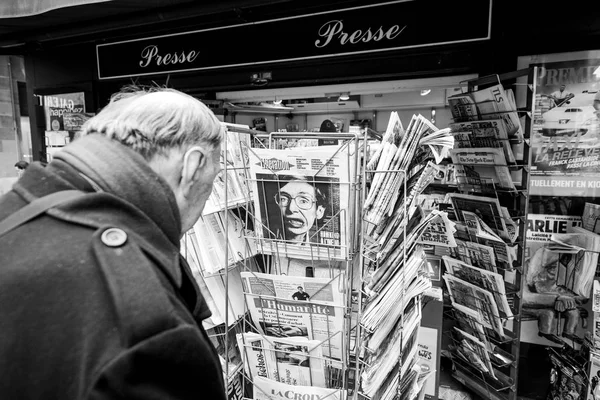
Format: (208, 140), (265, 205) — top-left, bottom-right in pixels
(273, 174), (327, 244)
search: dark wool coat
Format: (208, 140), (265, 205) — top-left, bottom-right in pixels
(0, 160), (226, 400)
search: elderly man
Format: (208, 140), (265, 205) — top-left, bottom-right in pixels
(0, 87), (226, 399)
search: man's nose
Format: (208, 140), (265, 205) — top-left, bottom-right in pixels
(287, 199), (300, 212)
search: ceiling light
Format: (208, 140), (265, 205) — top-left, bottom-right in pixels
(420, 89), (431, 96)
(594, 66), (600, 78)
(338, 92), (350, 101)
(273, 98), (282, 105)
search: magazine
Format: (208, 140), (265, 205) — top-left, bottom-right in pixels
(248, 146), (353, 260)
(583, 202), (600, 234)
(236, 332), (326, 387)
(522, 214), (598, 346)
(252, 376), (344, 400)
(241, 272), (345, 359)
(443, 256), (512, 319)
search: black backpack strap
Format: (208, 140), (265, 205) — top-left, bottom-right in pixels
(0, 190), (85, 239)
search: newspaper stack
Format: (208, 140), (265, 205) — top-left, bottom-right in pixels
(184, 211), (257, 275)
(357, 113), (455, 399)
(363, 113), (454, 229)
(446, 83), (524, 192)
(204, 128), (252, 215)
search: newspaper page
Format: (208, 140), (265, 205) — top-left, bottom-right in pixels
(241, 272), (345, 359)
(447, 193), (517, 242)
(253, 376), (344, 400)
(236, 332), (326, 387)
(450, 238), (497, 273)
(471, 84), (522, 136)
(449, 119), (515, 163)
(452, 302), (489, 349)
(443, 274), (504, 338)
(448, 93), (479, 122)
(443, 256), (512, 319)
(248, 146), (352, 260)
(454, 327), (496, 379)
(450, 147), (515, 190)
(528, 58), (600, 197)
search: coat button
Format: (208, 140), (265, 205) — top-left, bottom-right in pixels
(101, 228), (128, 247)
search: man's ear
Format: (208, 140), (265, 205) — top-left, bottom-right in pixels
(181, 146), (209, 197)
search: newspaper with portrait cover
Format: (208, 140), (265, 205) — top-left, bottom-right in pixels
(241, 272), (345, 359)
(252, 376), (344, 400)
(248, 146), (353, 260)
(236, 332), (326, 387)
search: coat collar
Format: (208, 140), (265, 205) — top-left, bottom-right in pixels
(13, 154), (183, 289)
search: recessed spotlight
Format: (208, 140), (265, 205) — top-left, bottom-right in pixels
(420, 89), (431, 96)
(339, 92), (350, 101)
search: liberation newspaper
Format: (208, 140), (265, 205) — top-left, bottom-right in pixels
(248, 146), (352, 260)
(241, 272), (345, 360)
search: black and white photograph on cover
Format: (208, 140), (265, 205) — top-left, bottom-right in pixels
(262, 322), (309, 338)
(255, 173), (341, 252)
(273, 342), (311, 367)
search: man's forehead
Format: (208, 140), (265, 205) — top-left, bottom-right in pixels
(281, 181), (315, 191)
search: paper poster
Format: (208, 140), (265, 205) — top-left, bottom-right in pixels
(42, 92), (85, 132)
(527, 58), (600, 197)
(417, 326), (438, 398)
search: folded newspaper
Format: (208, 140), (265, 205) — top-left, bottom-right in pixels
(241, 272), (345, 359)
(253, 376), (344, 400)
(236, 332), (326, 387)
(248, 145), (354, 260)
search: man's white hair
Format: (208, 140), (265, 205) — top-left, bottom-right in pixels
(80, 86), (223, 160)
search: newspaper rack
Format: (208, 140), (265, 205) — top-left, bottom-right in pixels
(440, 68), (537, 400)
(231, 131), (367, 400)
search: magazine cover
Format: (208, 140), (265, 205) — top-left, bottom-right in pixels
(528, 58), (600, 197)
(547, 348), (586, 400)
(248, 146), (352, 260)
(522, 214), (600, 346)
(589, 351), (600, 400)
(241, 272), (345, 359)
(236, 332), (326, 387)
(252, 376), (344, 400)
